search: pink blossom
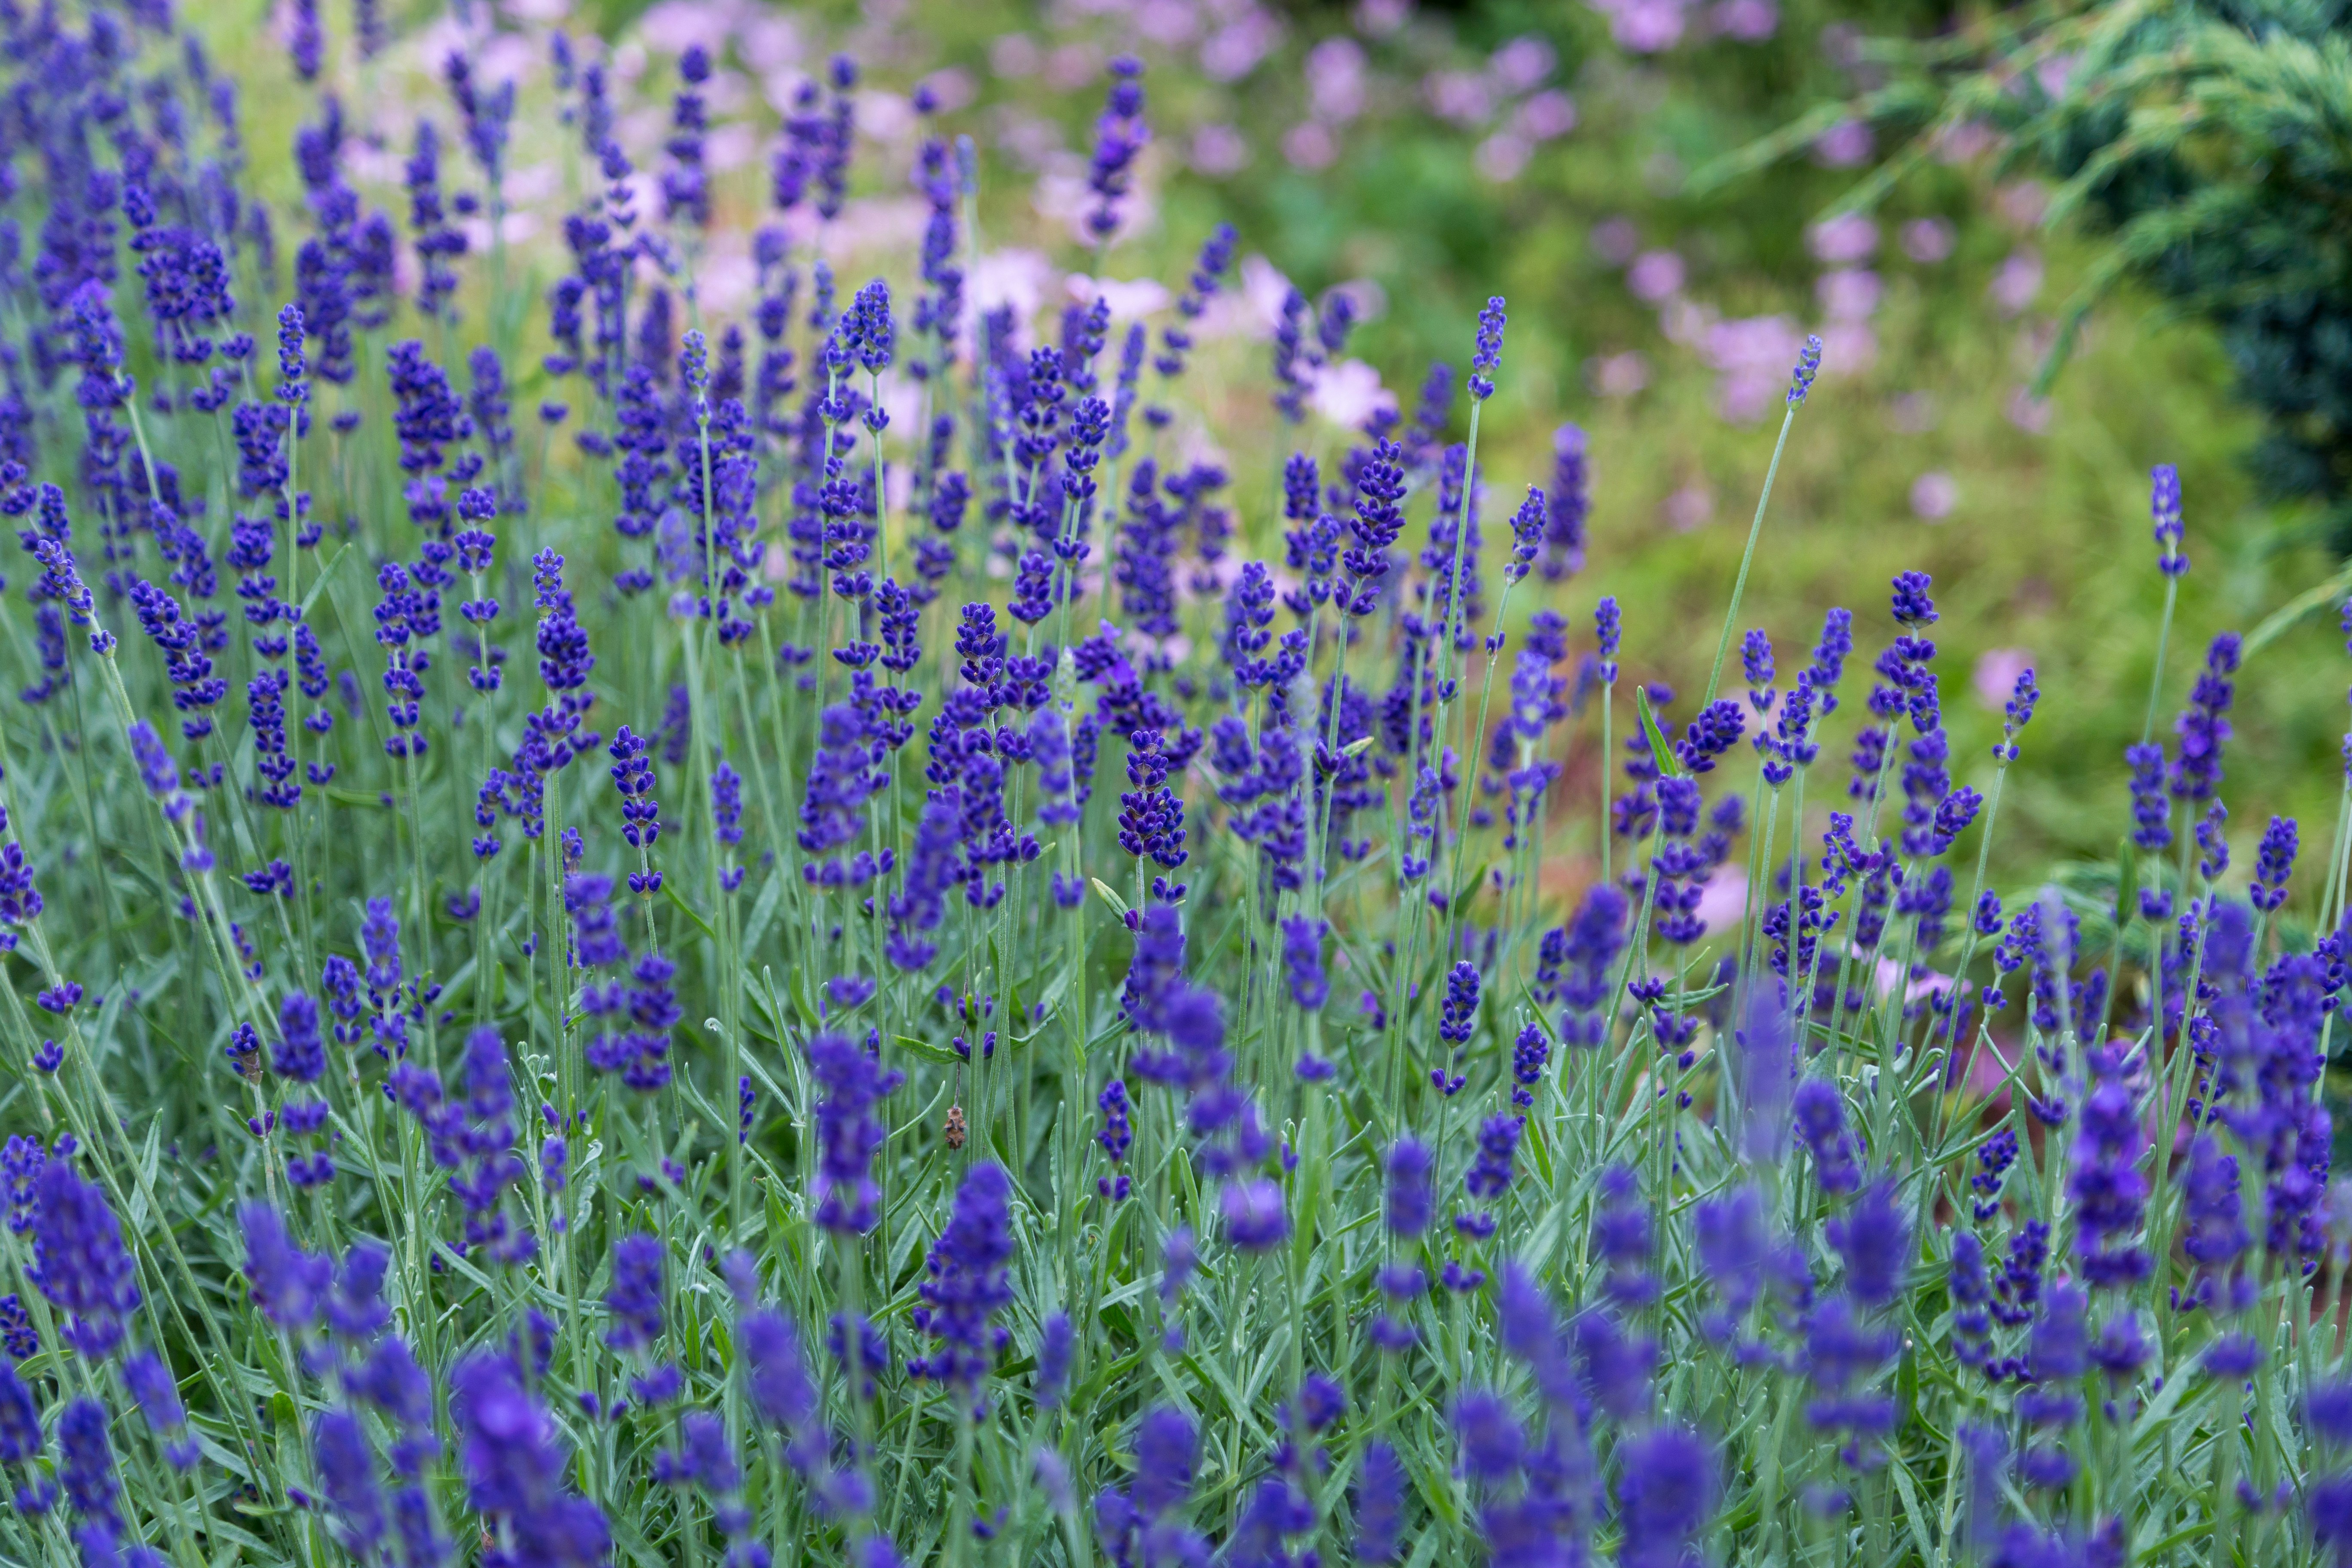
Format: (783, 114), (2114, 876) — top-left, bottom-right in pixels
(1239, 254), (1295, 336)
(1516, 90), (1577, 141)
(1935, 121), (1998, 164)
(1813, 119), (1873, 167)
(1806, 213), (1878, 264)
(1815, 268), (1881, 322)
(1422, 69), (1491, 125)
(1697, 867), (1749, 934)
(1136, 0), (1199, 43)
(1994, 182), (2049, 229)
(1817, 322), (1875, 376)
(1474, 134), (1530, 182)
(1626, 249), (1684, 303)
(989, 33), (1041, 77)
(1899, 217), (1955, 263)
(916, 68), (977, 114)
(1590, 216), (1640, 266)
(637, 0), (733, 58)
(1308, 360), (1397, 429)
(706, 122), (759, 174)
(1701, 314), (1804, 423)
(738, 15), (801, 71)
(1588, 0), (1688, 52)
(1889, 392), (1938, 434)
(1972, 648), (2033, 712)
(1355, 0), (1412, 35)
(1068, 274), (1174, 320)
(1189, 124), (1251, 177)
(1909, 472), (1957, 522)
(1284, 122), (1339, 170)
(968, 248), (1057, 325)
(697, 242), (758, 315)
(1045, 43), (1103, 91)
(1662, 483), (1715, 531)
(1989, 249), (2043, 316)
(820, 197), (931, 261)
(1710, 0), (1777, 41)
(1200, 10), (1284, 82)
(1306, 37), (1367, 122)
(1489, 36), (1557, 92)
(1586, 352), (1650, 398)
(2006, 386), (2052, 435)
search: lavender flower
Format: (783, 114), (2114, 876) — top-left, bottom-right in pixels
(1787, 335), (1824, 404)
(909, 1162), (1017, 1408)
(1086, 58), (1150, 242)
(807, 1032), (903, 1234)
(28, 1161), (141, 1357)
(2252, 815), (2298, 912)
(2152, 463), (2187, 576)
(1467, 297), (1507, 401)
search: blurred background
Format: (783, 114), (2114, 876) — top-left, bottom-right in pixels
(214, 0), (2349, 902)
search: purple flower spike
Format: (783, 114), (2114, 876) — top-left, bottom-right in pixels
(1467, 297), (1507, 400)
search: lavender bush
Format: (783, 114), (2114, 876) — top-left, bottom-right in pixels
(0, 3), (2346, 1567)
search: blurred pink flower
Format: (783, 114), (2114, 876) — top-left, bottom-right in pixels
(1588, 0), (1689, 52)
(1626, 249), (1684, 303)
(1936, 121), (1998, 163)
(1136, 0), (1199, 44)
(1702, 315), (1804, 423)
(1973, 648), (2033, 711)
(1889, 391), (1938, 434)
(1355, 0), (1412, 34)
(1697, 867), (1749, 934)
(2034, 52), (2076, 98)
(1489, 36), (1557, 92)
(2006, 386), (2052, 435)
(1813, 119), (1872, 167)
(1807, 213), (1878, 264)
(1046, 44), (1103, 91)
(1306, 37), (1367, 122)
(1710, 0), (1777, 41)
(1283, 122), (1339, 170)
(1422, 69), (1490, 125)
(1994, 182), (2049, 229)
(990, 33), (1040, 77)
(1068, 273), (1174, 320)
(1239, 254), (1295, 335)
(1663, 483), (1715, 531)
(1816, 268), (1881, 322)
(1189, 124), (1250, 176)
(1590, 216), (1640, 266)
(1910, 472), (1957, 522)
(706, 122), (759, 173)
(1516, 90), (1577, 141)
(738, 15), (801, 71)
(1818, 322), (1875, 376)
(698, 242), (758, 315)
(1586, 351), (1650, 398)
(1475, 134), (1530, 182)
(916, 68), (977, 113)
(819, 197), (929, 261)
(1035, 165), (1157, 248)
(638, 0), (732, 55)
(1308, 360), (1396, 428)
(969, 248), (1057, 325)
(1989, 249), (2043, 316)
(1327, 277), (1387, 324)
(1201, 10), (1284, 82)
(1899, 217), (1956, 263)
